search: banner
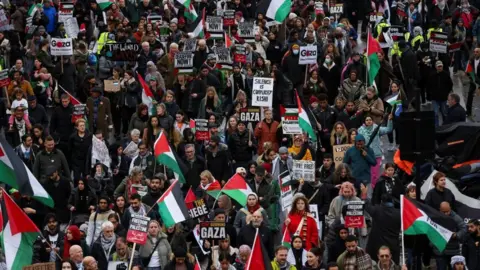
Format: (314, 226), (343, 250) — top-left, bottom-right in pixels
(332, 144), (352, 168)
(279, 170), (293, 211)
(187, 199), (209, 218)
(64, 17), (80, 38)
(239, 107), (260, 125)
(215, 47), (232, 70)
(223, 10), (235, 26)
(251, 77), (274, 107)
(299, 45), (317, 65)
(104, 80), (121, 92)
(0, 69), (10, 87)
(50, 38), (73, 56)
(282, 108), (301, 135)
(292, 160), (315, 182)
(184, 38), (197, 52)
(200, 221), (226, 239)
(329, 3), (343, 14)
(194, 119), (209, 140)
(174, 52), (194, 73)
(206, 16), (223, 38)
(234, 44), (246, 63)
(429, 31), (448, 53)
(126, 215), (150, 245)
(238, 21), (255, 43)
(345, 201), (365, 228)
(104, 43), (141, 61)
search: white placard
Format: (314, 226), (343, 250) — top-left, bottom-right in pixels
(279, 171), (293, 211)
(50, 38), (73, 56)
(429, 31), (448, 54)
(0, 9), (10, 31)
(251, 77), (274, 107)
(174, 52), (194, 68)
(282, 108), (301, 135)
(292, 160), (316, 182)
(64, 17), (79, 38)
(299, 45), (318, 65)
(58, 11), (73, 23)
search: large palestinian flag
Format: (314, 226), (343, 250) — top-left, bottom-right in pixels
(401, 195), (456, 252)
(154, 131), (186, 183)
(0, 189), (41, 269)
(245, 228), (273, 270)
(0, 138), (53, 207)
(222, 173), (252, 206)
(156, 180), (190, 227)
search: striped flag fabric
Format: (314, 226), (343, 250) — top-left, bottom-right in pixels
(27, 4), (41, 17)
(295, 91), (317, 141)
(257, 0), (292, 22)
(225, 33), (233, 48)
(281, 227), (291, 248)
(189, 119), (196, 133)
(205, 180), (222, 199)
(156, 180), (190, 228)
(245, 228), (273, 270)
(1, 189), (41, 270)
(466, 61), (476, 83)
(185, 187), (197, 204)
(188, 8), (205, 38)
(137, 72), (155, 116)
(61, 88), (81, 106)
(154, 131), (186, 183)
(367, 29), (382, 86)
(0, 138), (53, 207)
(222, 173), (252, 206)
(96, 0), (113, 10)
(385, 93), (401, 106)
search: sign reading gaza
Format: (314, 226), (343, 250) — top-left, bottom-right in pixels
(299, 45), (317, 65)
(105, 43), (140, 61)
(50, 38), (73, 56)
(199, 221), (226, 239)
(251, 77), (274, 107)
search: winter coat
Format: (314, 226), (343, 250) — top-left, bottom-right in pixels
(121, 80), (140, 108)
(287, 212), (319, 251)
(139, 232), (172, 268)
(254, 120), (280, 155)
(205, 143), (231, 181)
(68, 132), (92, 167)
(444, 103), (466, 125)
(372, 175), (404, 206)
(86, 96), (113, 137)
(86, 209), (116, 246)
(90, 234), (117, 269)
(343, 144), (376, 184)
(68, 186), (97, 217)
(234, 207), (269, 233)
(157, 54), (175, 90)
(11, 7), (26, 32)
(318, 62), (341, 104)
(43, 177), (72, 223)
(197, 97), (223, 120)
(357, 120), (393, 158)
(433, 211), (466, 256)
(336, 110), (364, 130)
(426, 70), (453, 101)
(128, 113), (148, 135)
(282, 54), (304, 86)
(43, 6), (57, 33)
(50, 104), (74, 141)
(183, 156), (207, 189)
(357, 97), (385, 124)
(463, 233), (480, 270)
(424, 187), (456, 211)
(341, 78), (365, 105)
(33, 148), (71, 183)
(33, 230), (65, 265)
(238, 223), (274, 259)
(228, 130), (255, 163)
(98, 56), (114, 80)
(375, 61), (396, 98)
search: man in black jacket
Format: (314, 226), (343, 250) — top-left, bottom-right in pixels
(43, 166), (72, 226)
(228, 122), (255, 172)
(206, 135), (231, 182)
(444, 93), (466, 125)
(33, 213), (64, 266)
(27, 95), (49, 130)
(463, 219), (480, 270)
(427, 61), (454, 126)
(399, 40), (420, 102)
(183, 144), (206, 190)
(49, 94), (74, 155)
(237, 210), (273, 259)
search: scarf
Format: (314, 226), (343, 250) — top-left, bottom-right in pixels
(21, 144), (32, 160)
(309, 78), (318, 84)
(247, 203), (260, 214)
(128, 204), (146, 217)
(342, 248), (372, 270)
(15, 118), (26, 138)
(100, 233), (116, 258)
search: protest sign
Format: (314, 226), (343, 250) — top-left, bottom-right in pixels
(147, 14), (162, 24)
(206, 16), (223, 38)
(58, 9), (73, 23)
(0, 9), (10, 31)
(389, 25), (404, 39)
(299, 45), (317, 65)
(223, 10), (235, 26)
(195, 119), (210, 140)
(449, 42), (463, 53)
(0, 70), (10, 87)
(50, 38), (73, 56)
(23, 263), (56, 270)
(239, 107), (261, 125)
(199, 221), (226, 240)
(333, 144), (352, 168)
(105, 43), (141, 61)
(282, 108), (301, 135)
(26, 24), (38, 38)
(238, 21), (255, 43)
(126, 215), (150, 245)
(429, 31), (448, 53)
(174, 52), (194, 73)
(329, 3), (343, 14)
(396, 2), (406, 17)
(309, 204), (322, 239)
(123, 141), (139, 158)
(234, 44), (246, 63)
(215, 47), (232, 70)
(251, 77), (274, 107)
(279, 170), (293, 211)
(345, 201), (365, 228)
(292, 160), (316, 182)
(64, 17), (80, 39)
(315, 2), (323, 14)
(108, 262), (128, 270)
(104, 80), (121, 92)
(184, 38), (197, 52)
(187, 199), (209, 218)
(159, 26), (170, 46)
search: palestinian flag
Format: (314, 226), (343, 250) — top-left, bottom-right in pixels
(205, 181), (222, 199)
(385, 93), (401, 106)
(0, 138), (53, 207)
(27, 4), (41, 17)
(154, 131), (186, 183)
(401, 195), (456, 252)
(190, 119), (196, 133)
(281, 227), (291, 248)
(245, 228), (273, 270)
(1, 190), (41, 270)
(466, 61), (476, 83)
(137, 72), (155, 116)
(188, 8), (205, 38)
(156, 180), (190, 227)
(176, 0), (198, 20)
(194, 255), (201, 270)
(62, 88), (81, 106)
(96, 0), (113, 10)
(222, 173), (252, 206)
(257, 0), (292, 22)
(225, 33), (233, 48)
(185, 187), (197, 204)
(295, 91), (317, 141)
(367, 30), (382, 86)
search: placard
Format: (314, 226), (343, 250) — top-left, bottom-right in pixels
(251, 77), (274, 107)
(309, 204), (322, 239)
(0, 9), (10, 31)
(187, 199), (209, 218)
(396, 2), (406, 17)
(64, 17), (79, 39)
(147, 14), (162, 24)
(333, 144), (352, 168)
(104, 80), (121, 92)
(282, 108), (301, 134)
(123, 141), (139, 158)
(126, 215), (150, 245)
(108, 262), (128, 270)
(449, 42), (463, 53)
(199, 221), (226, 239)
(234, 44), (246, 63)
(23, 263), (56, 270)
(329, 4), (343, 14)
(292, 160), (315, 182)
(389, 25), (404, 38)
(195, 119), (209, 140)
(223, 10), (235, 26)
(279, 170), (292, 211)
(184, 38), (197, 52)
(206, 16), (223, 38)
(159, 26), (170, 45)
(0, 70), (10, 87)
(58, 10), (73, 23)
(50, 38), (73, 56)
(345, 201), (365, 228)
(315, 2), (323, 15)
(299, 45), (317, 65)
(238, 21), (255, 43)
(174, 52), (194, 73)
(429, 31), (448, 53)
(239, 107), (260, 124)
(104, 43), (141, 61)
(215, 47), (232, 70)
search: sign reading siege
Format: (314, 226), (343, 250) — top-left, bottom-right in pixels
(333, 144), (352, 168)
(345, 201), (365, 228)
(126, 215), (150, 245)
(292, 160), (315, 182)
(299, 45), (317, 65)
(251, 77), (274, 107)
(187, 199), (209, 218)
(200, 221), (226, 240)
(105, 43), (140, 61)
(50, 38), (73, 56)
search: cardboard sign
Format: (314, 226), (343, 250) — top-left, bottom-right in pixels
(223, 10), (235, 26)
(23, 263), (56, 270)
(333, 144), (352, 168)
(175, 52), (194, 74)
(329, 4), (343, 14)
(234, 44), (246, 63)
(279, 170), (293, 211)
(389, 25), (404, 39)
(251, 77), (274, 107)
(239, 107), (260, 124)
(126, 215), (150, 245)
(429, 31), (448, 54)
(195, 119), (210, 140)
(104, 80), (121, 92)
(345, 201), (365, 228)
(299, 45), (318, 65)
(0, 70), (10, 87)
(292, 160), (316, 182)
(187, 199), (209, 218)
(282, 108), (301, 135)
(64, 17), (80, 39)
(206, 16), (223, 38)
(104, 43), (141, 61)
(50, 38), (73, 56)
(184, 38), (197, 52)
(238, 21), (255, 43)
(199, 221), (226, 239)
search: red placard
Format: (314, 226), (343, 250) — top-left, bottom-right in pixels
(126, 215), (150, 245)
(223, 10), (235, 26)
(344, 201), (365, 228)
(0, 70), (9, 87)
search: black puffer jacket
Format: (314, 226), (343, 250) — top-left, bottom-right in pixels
(228, 130), (255, 162)
(205, 143), (231, 181)
(68, 132), (92, 167)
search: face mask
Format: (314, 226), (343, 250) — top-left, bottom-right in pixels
(293, 49), (299, 55)
(325, 58), (332, 64)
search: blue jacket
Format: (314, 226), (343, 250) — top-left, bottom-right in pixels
(358, 120), (393, 158)
(343, 135), (377, 184)
(43, 6), (57, 34)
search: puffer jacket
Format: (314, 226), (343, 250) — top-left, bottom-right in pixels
(86, 209), (115, 246)
(228, 130), (254, 162)
(340, 78), (366, 105)
(357, 120), (393, 158)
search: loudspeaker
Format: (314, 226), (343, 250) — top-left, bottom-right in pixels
(398, 111), (436, 162)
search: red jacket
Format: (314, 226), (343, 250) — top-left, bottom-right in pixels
(254, 120), (280, 155)
(287, 212), (319, 251)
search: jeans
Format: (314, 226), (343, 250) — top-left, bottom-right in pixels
(432, 100), (447, 126)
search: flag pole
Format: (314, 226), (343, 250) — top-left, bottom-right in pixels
(400, 195), (405, 266)
(366, 26), (370, 87)
(128, 243), (137, 270)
